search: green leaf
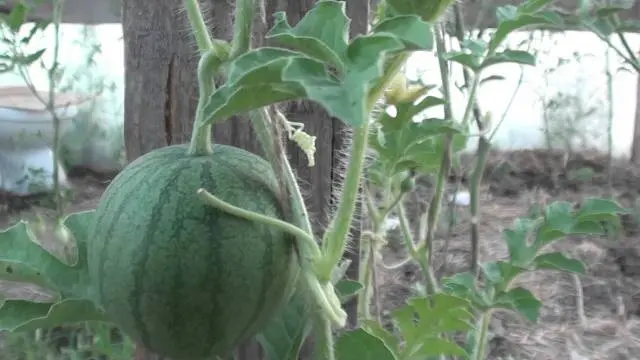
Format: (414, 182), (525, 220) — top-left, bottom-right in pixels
(255, 289), (312, 360)
(481, 49), (536, 69)
(410, 337), (468, 358)
(503, 226), (535, 266)
(518, 0), (554, 14)
(0, 211), (94, 298)
(535, 201), (575, 248)
(587, 18), (616, 37)
(266, 1), (348, 69)
(533, 252), (586, 274)
(576, 197), (628, 223)
(203, 49), (309, 123)
(488, 8), (562, 54)
(372, 15), (434, 50)
(0, 298), (107, 332)
(480, 261), (524, 293)
(494, 287), (542, 322)
(408, 294), (475, 332)
(442, 51), (481, 71)
(285, 34), (405, 127)
(384, 0), (457, 22)
(12, 48), (46, 67)
(335, 328), (397, 360)
(441, 272), (476, 297)
(369, 115), (466, 177)
(205, 30), (414, 127)
(335, 279), (364, 303)
(595, 4), (630, 17)
(2, 2), (29, 32)
(479, 74), (506, 86)
(460, 38), (487, 55)
(391, 294), (473, 358)
(362, 320), (400, 355)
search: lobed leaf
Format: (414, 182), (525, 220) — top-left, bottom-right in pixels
(0, 298), (107, 333)
(0, 211), (94, 298)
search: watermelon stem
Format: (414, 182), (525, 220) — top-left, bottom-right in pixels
(183, 0), (231, 156)
(183, 0), (213, 53)
(317, 53), (410, 282)
(188, 47), (229, 156)
(229, 0), (255, 60)
(196, 188), (321, 258)
(313, 312), (336, 360)
(197, 186), (348, 327)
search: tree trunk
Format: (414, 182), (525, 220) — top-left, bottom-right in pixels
(122, 0), (367, 359)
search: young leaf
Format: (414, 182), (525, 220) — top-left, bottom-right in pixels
(533, 252), (586, 274)
(391, 294), (473, 358)
(441, 272), (477, 298)
(335, 328), (397, 360)
(255, 289), (312, 360)
(480, 261), (524, 293)
(0, 298), (107, 332)
(494, 287), (542, 322)
(503, 226), (535, 266)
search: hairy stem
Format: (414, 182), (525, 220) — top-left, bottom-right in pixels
(184, 0), (213, 52)
(313, 312), (335, 360)
(320, 52), (410, 281)
(230, 0), (255, 59)
(319, 123), (369, 281)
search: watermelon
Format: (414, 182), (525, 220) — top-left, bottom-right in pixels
(87, 144), (299, 359)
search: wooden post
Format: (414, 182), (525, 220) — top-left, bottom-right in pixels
(122, 0), (367, 358)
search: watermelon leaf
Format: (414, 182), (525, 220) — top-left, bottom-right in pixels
(255, 288), (313, 360)
(335, 328), (397, 360)
(0, 210), (94, 298)
(0, 298), (108, 332)
(0, 211), (101, 333)
(202, 1), (434, 128)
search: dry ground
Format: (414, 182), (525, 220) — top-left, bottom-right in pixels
(1, 150), (640, 359)
(379, 149), (640, 360)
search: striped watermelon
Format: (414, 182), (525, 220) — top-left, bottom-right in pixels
(87, 144), (299, 359)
